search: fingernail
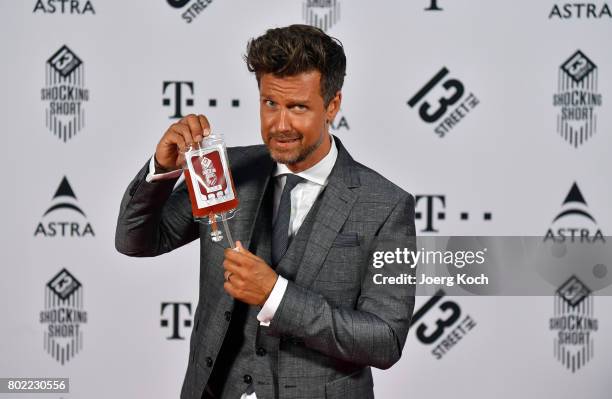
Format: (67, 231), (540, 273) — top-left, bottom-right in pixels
(204, 128), (211, 136)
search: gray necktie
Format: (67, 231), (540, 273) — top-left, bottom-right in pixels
(272, 174), (304, 266)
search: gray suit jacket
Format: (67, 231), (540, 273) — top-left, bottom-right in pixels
(115, 136), (416, 399)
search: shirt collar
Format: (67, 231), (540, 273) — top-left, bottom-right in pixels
(273, 135), (338, 186)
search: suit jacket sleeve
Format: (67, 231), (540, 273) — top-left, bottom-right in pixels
(268, 193), (416, 369)
(114, 160), (199, 257)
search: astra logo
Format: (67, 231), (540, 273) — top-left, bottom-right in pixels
(415, 195), (492, 233)
(544, 182), (604, 243)
(163, 81), (194, 119)
(166, 0), (213, 24)
(34, 177), (94, 238)
(410, 289), (477, 360)
(160, 302), (192, 340)
(331, 110), (349, 131)
(549, 3), (611, 19)
(33, 0), (95, 14)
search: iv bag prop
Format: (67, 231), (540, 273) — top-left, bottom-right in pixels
(183, 133), (238, 246)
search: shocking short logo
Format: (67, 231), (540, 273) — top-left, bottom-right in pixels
(185, 147), (235, 212)
(553, 50), (602, 147)
(303, 0), (341, 31)
(40, 269), (88, 365)
(41, 45), (89, 142)
(549, 276), (598, 372)
(192, 152), (226, 198)
(34, 177), (95, 238)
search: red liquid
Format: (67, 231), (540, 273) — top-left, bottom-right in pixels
(184, 169), (239, 219)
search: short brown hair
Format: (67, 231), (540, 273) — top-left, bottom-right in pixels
(245, 24), (346, 106)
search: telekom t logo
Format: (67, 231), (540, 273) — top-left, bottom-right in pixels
(415, 195), (446, 233)
(160, 302), (192, 340)
(163, 81), (194, 119)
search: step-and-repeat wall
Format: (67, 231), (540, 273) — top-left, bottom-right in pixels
(1, 1), (611, 398)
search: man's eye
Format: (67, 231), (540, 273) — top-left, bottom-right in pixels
(264, 100), (275, 107)
(293, 105), (307, 111)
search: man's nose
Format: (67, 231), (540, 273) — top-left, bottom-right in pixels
(274, 109), (291, 133)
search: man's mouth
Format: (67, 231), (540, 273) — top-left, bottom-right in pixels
(271, 136), (301, 148)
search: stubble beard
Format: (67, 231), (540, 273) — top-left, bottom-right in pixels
(267, 131), (324, 165)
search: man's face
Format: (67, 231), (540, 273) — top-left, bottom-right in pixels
(259, 71), (340, 172)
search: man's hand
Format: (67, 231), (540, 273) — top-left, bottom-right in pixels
(223, 241), (279, 306)
(154, 114), (211, 171)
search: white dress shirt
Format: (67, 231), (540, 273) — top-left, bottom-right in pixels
(146, 136), (338, 399)
(256, 136), (337, 325)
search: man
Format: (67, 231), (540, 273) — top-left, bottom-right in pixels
(116, 25), (416, 399)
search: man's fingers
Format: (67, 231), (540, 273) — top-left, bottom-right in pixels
(166, 129), (186, 152)
(181, 114), (204, 142)
(223, 270), (245, 290)
(223, 258), (242, 274)
(224, 281), (238, 297)
(198, 114), (211, 137)
(235, 241), (260, 261)
(171, 123), (193, 150)
(225, 245), (260, 264)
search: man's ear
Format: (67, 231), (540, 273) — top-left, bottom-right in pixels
(326, 91), (342, 123)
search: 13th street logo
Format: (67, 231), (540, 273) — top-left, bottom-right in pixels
(303, 0), (341, 31)
(40, 269), (88, 365)
(408, 67), (479, 138)
(549, 276), (598, 372)
(34, 177), (94, 238)
(166, 0), (213, 23)
(544, 182), (604, 243)
(411, 289), (476, 359)
(553, 50), (602, 147)
(41, 45), (89, 142)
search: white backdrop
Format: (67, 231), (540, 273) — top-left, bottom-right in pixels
(1, 1), (611, 398)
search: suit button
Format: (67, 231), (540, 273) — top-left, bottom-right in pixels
(243, 374), (252, 384)
(224, 311), (231, 321)
(205, 357), (213, 367)
(256, 347), (266, 356)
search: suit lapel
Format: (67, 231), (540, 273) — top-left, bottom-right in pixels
(223, 148), (274, 251)
(290, 137), (360, 288)
(222, 138), (360, 288)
